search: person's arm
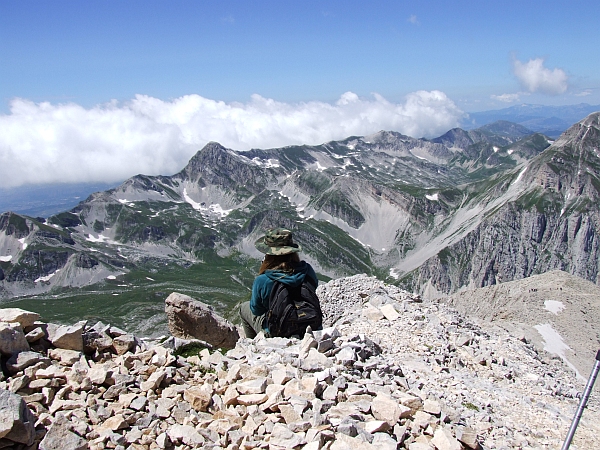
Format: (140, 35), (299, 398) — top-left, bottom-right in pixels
(250, 275), (271, 316)
(306, 264), (318, 287)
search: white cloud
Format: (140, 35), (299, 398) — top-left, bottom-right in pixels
(408, 14), (420, 25)
(491, 93), (521, 103)
(512, 57), (568, 95)
(575, 89), (592, 97)
(0, 91), (464, 188)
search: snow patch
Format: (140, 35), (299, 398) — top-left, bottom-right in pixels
(18, 238), (28, 250)
(183, 188), (232, 218)
(87, 234), (110, 243)
(534, 323), (582, 379)
(410, 152), (431, 162)
(35, 269), (60, 283)
(118, 199), (135, 207)
(425, 193), (439, 201)
(544, 300), (565, 315)
(493, 146), (499, 153)
(146, 277), (155, 281)
(507, 149), (514, 155)
(252, 157), (280, 168)
(0, 255), (13, 262)
(106, 275), (117, 280)
(513, 167), (527, 185)
(389, 268), (399, 280)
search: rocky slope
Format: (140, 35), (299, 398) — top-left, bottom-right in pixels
(407, 112), (600, 296)
(1, 275), (599, 449)
(445, 270), (600, 380)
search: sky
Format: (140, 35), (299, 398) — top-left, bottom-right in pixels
(1, 0), (599, 188)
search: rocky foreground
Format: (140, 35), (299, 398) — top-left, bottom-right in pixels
(1, 274), (599, 449)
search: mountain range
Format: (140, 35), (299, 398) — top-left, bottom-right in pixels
(1, 113), (599, 335)
(464, 103), (600, 138)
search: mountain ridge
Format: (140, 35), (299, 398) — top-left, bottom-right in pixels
(1, 116), (599, 336)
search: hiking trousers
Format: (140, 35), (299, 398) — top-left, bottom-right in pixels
(239, 301), (266, 339)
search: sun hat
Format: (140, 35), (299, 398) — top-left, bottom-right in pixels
(254, 228), (301, 255)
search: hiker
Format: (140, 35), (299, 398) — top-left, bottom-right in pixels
(239, 227), (321, 338)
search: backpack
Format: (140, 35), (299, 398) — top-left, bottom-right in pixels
(266, 278), (323, 338)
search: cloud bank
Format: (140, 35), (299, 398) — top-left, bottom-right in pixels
(0, 91), (464, 188)
(491, 93), (522, 103)
(512, 57), (568, 95)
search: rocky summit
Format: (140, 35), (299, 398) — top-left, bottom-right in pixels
(1, 275), (599, 450)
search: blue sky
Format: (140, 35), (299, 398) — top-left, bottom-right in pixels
(1, 1), (599, 187)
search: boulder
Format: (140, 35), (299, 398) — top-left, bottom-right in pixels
(165, 292), (239, 349)
(0, 389), (36, 446)
(39, 414), (87, 450)
(0, 322), (29, 356)
(6, 350), (51, 374)
(46, 322), (85, 351)
(0, 308), (40, 328)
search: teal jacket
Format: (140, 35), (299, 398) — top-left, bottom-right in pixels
(249, 261), (318, 320)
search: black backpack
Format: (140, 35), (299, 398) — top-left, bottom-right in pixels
(266, 278), (323, 338)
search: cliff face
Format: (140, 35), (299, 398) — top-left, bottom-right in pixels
(414, 206), (600, 295)
(408, 113), (600, 296)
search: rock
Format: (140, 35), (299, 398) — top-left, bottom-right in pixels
(237, 393), (268, 406)
(455, 426), (479, 449)
(365, 420), (391, 433)
(25, 327), (46, 343)
(48, 348), (82, 365)
(0, 389), (36, 445)
(101, 414), (128, 431)
(362, 304), (385, 321)
(371, 393), (404, 427)
(88, 365), (109, 385)
(39, 415), (87, 450)
(6, 350), (50, 374)
(0, 321), (29, 356)
(431, 427), (462, 450)
(46, 322), (85, 351)
(166, 424), (205, 446)
(272, 367), (295, 385)
(112, 334), (136, 355)
(379, 304), (400, 321)
(0, 308), (40, 328)
(279, 404), (303, 424)
(301, 348), (333, 371)
(396, 392), (423, 413)
(236, 377), (267, 395)
(423, 399), (442, 416)
(184, 385), (213, 411)
(335, 346), (356, 365)
(165, 292), (239, 349)
(140, 368), (166, 391)
(268, 422), (305, 448)
(82, 330), (113, 353)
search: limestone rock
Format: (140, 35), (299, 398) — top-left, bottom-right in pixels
(165, 292), (239, 349)
(431, 427), (462, 450)
(46, 322), (85, 351)
(0, 321), (29, 356)
(6, 350), (50, 374)
(39, 415), (87, 450)
(0, 389), (36, 445)
(0, 308), (40, 328)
